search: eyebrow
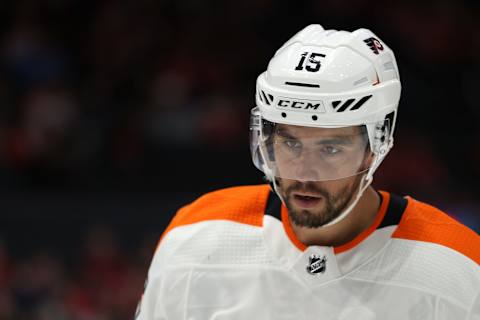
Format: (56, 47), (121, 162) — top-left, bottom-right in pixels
(315, 137), (354, 145)
(276, 129), (355, 145)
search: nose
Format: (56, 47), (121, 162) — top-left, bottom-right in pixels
(292, 150), (321, 181)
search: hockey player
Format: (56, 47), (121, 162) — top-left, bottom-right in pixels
(136, 25), (480, 319)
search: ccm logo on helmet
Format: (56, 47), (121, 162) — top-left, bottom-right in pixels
(276, 98), (326, 113)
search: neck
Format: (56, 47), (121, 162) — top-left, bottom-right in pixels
(289, 186), (381, 247)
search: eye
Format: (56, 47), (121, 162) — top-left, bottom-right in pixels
(322, 145), (341, 155)
(284, 139), (302, 149)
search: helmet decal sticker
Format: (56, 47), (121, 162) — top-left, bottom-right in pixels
(294, 52), (326, 72)
(364, 37), (384, 55)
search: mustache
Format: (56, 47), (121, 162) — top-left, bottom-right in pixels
(285, 181), (329, 198)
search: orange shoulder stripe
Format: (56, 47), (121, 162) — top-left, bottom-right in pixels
(159, 185), (271, 243)
(334, 190), (391, 254)
(392, 197), (480, 264)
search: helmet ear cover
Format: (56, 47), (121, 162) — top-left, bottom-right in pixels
(371, 110), (395, 155)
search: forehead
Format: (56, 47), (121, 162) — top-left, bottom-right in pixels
(275, 124), (364, 138)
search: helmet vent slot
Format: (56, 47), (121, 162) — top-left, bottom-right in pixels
(383, 61), (394, 71)
(258, 91), (264, 103)
(332, 95), (372, 112)
(350, 95), (372, 111)
(336, 99), (355, 112)
(284, 82), (320, 88)
(260, 90), (273, 105)
(353, 77), (368, 86)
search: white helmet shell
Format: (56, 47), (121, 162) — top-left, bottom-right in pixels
(256, 24), (401, 128)
(252, 24), (401, 182)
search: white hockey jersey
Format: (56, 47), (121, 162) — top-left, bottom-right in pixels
(136, 185), (480, 320)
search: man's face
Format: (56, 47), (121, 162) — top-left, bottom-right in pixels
(272, 124), (372, 228)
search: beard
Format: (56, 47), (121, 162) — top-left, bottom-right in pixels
(280, 175), (363, 228)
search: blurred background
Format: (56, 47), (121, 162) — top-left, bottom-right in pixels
(0, 0), (478, 318)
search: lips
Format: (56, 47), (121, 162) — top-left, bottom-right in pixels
(292, 193), (322, 209)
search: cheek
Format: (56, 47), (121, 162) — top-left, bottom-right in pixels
(273, 147), (292, 175)
(278, 178), (293, 191)
(363, 151), (375, 169)
(319, 177), (356, 194)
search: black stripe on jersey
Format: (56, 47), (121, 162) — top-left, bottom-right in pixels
(378, 192), (408, 228)
(265, 191), (282, 221)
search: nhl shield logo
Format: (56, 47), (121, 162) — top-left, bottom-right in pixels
(306, 254), (327, 275)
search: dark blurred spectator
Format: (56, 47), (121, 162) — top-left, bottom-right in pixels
(143, 68), (200, 147)
(65, 225), (140, 318)
(10, 251), (66, 319)
(6, 86), (80, 186)
(0, 227), (150, 320)
(2, 13), (71, 92)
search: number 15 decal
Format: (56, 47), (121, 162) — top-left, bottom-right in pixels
(295, 52), (325, 72)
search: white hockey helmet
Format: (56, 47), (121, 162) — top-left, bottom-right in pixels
(250, 24), (401, 185)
